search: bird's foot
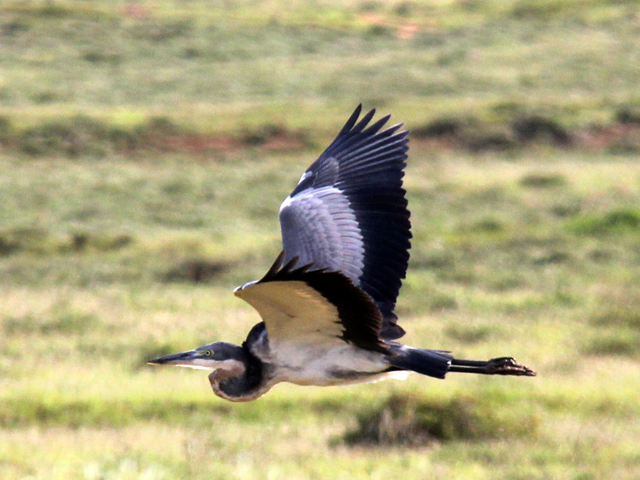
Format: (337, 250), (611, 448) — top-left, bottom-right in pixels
(449, 356), (536, 376)
(486, 357), (536, 376)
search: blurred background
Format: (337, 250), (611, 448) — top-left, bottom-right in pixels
(1, 0), (640, 479)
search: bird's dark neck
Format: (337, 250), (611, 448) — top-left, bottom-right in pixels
(214, 325), (268, 401)
(213, 346), (263, 401)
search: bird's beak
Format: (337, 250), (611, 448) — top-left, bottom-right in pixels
(148, 350), (193, 364)
(148, 350), (207, 369)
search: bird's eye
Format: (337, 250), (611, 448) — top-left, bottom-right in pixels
(204, 349), (213, 357)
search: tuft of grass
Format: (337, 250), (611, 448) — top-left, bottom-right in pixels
(468, 217), (506, 234)
(0, 228), (133, 256)
(16, 116), (177, 157)
(3, 311), (103, 336)
(0, 227), (49, 255)
(238, 124), (311, 150)
(68, 232), (133, 252)
(568, 208), (640, 235)
(411, 118), (463, 139)
(519, 172), (567, 189)
(0, 398), (229, 429)
(583, 330), (640, 358)
(6, 115), (313, 158)
(531, 250), (571, 266)
(17, 116), (126, 158)
(1, 305), (104, 336)
(591, 309), (640, 331)
(342, 393), (538, 446)
(426, 292), (459, 312)
(130, 19), (194, 42)
(444, 325), (494, 344)
(512, 116), (572, 146)
(162, 259), (229, 284)
(0, 116), (13, 142)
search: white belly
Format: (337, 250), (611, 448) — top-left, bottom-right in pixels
(267, 341), (392, 386)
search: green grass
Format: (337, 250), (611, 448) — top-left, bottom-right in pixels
(1, 0), (640, 131)
(2, 1), (640, 479)
(2, 151), (640, 479)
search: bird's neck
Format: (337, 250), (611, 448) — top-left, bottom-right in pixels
(209, 344), (266, 402)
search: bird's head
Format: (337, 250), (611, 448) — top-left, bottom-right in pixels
(148, 340), (266, 402)
(148, 342), (246, 373)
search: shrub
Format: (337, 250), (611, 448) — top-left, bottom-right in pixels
(342, 393), (538, 446)
(569, 208), (640, 235)
(18, 117), (115, 158)
(519, 173), (567, 188)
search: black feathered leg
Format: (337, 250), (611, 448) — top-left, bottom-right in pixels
(448, 357), (536, 376)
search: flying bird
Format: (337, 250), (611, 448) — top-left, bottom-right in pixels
(149, 105), (535, 402)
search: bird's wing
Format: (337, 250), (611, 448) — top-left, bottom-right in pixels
(234, 253), (390, 355)
(278, 105), (411, 340)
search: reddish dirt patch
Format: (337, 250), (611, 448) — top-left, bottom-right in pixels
(149, 127), (310, 155)
(161, 134), (241, 154)
(579, 124), (640, 153)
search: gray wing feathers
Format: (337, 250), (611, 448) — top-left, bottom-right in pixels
(279, 187), (364, 283)
(278, 105), (411, 340)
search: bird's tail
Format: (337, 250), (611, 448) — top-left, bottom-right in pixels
(386, 346), (452, 379)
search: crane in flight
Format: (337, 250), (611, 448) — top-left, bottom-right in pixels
(149, 105), (535, 401)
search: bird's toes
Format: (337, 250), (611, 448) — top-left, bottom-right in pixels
(487, 357), (537, 376)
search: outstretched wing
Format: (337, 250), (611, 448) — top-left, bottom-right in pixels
(278, 105), (411, 340)
(234, 253), (390, 355)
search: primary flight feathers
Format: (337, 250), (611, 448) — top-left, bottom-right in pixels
(279, 104), (411, 340)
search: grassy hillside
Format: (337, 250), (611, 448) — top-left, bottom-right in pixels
(1, 0), (640, 129)
(2, 1), (640, 479)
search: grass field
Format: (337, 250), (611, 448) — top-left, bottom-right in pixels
(2, 1), (640, 479)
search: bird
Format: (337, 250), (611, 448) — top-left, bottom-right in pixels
(149, 105), (536, 402)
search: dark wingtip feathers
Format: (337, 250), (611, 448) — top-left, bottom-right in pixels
(340, 104), (364, 135)
(352, 108), (377, 134)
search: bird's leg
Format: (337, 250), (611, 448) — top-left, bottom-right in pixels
(448, 357), (536, 376)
